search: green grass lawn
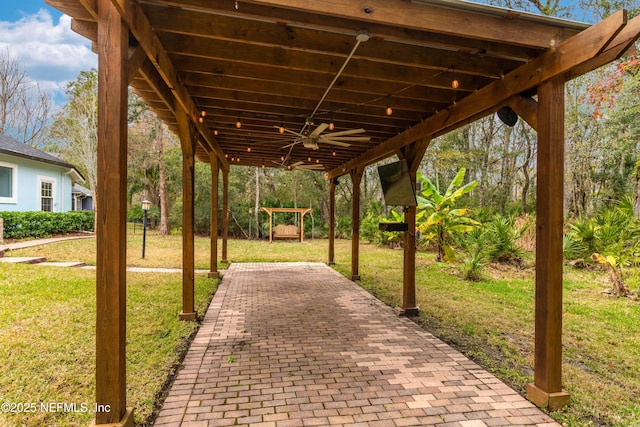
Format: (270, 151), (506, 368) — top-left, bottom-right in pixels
(0, 259), (217, 426)
(4, 235), (640, 426)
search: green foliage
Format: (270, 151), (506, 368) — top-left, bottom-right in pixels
(457, 227), (489, 281)
(0, 211), (94, 239)
(484, 214), (526, 266)
(416, 167), (480, 262)
(565, 198), (640, 262)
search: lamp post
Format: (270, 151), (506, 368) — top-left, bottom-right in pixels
(141, 199), (151, 258)
(248, 208), (253, 240)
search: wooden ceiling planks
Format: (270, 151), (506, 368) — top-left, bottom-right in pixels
(49, 0), (638, 176)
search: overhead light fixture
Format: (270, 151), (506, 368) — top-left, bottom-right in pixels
(332, 151), (336, 156)
(279, 121), (285, 134)
(451, 67), (459, 89)
(236, 115), (242, 129)
(247, 146), (252, 152)
(198, 116), (204, 123)
(329, 120), (335, 131)
(308, 156), (312, 162)
(225, 153), (229, 158)
(214, 128), (219, 136)
(316, 159), (320, 164)
(385, 96), (393, 116)
(201, 110), (206, 118)
(280, 156), (285, 161)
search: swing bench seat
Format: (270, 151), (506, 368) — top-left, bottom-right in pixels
(273, 224), (299, 239)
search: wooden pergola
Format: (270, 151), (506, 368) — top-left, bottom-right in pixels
(44, 0), (640, 425)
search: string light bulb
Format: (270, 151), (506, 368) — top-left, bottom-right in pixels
(198, 116), (204, 123)
(332, 151), (336, 156)
(235, 115), (242, 128)
(385, 95), (393, 116)
(280, 156), (285, 161)
(200, 110), (206, 118)
(451, 67), (459, 89)
(308, 156), (312, 162)
(247, 146), (251, 152)
(214, 128), (219, 136)
(329, 121), (335, 131)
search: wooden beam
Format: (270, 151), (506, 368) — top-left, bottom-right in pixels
(248, 0), (580, 48)
(507, 95), (538, 130)
(127, 44), (147, 84)
(108, 0), (228, 167)
(398, 139), (430, 317)
(95, 0), (133, 424)
(221, 168), (229, 263)
(327, 10), (629, 179)
(526, 76), (570, 411)
(209, 152), (219, 279)
(176, 108), (197, 321)
(350, 168), (363, 281)
(328, 178), (337, 265)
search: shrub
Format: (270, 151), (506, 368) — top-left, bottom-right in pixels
(485, 214), (526, 267)
(0, 211), (94, 239)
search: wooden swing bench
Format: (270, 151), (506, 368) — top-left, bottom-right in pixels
(260, 207), (313, 243)
(273, 224), (299, 239)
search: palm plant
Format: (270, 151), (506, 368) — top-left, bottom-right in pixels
(485, 214), (527, 266)
(416, 167), (480, 262)
(457, 227), (489, 281)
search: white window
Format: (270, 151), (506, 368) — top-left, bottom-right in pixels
(0, 161), (17, 204)
(38, 176), (56, 212)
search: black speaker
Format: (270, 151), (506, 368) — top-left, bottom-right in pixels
(497, 106), (518, 127)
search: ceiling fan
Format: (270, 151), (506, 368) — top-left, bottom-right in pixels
(271, 158), (324, 171)
(274, 119), (370, 150)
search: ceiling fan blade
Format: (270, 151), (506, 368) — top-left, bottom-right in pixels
(325, 128), (365, 137)
(321, 140), (351, 147)
(291, 161), (304, 167)
(309, 122), (329, 138)
(281, 140), (301, 149)
(320, 136), (370, 142)
(273, 125), (305, 138)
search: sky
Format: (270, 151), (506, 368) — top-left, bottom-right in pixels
(0, 0), (97, 105)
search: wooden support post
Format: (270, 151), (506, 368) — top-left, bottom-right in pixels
(399, 139), (430, 316)
(177, 110), (197, 321)
(328, 178), (337, 265)
(300, 212), (305, 242)
(209, 152), (219, 279)
(221, 167), (229, 263)
(95, 0), (133, 424)
(350, 169), (363, 281)
(526, 76), (570, 411)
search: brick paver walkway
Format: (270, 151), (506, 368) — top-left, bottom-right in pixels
(154, 262), (559, 427)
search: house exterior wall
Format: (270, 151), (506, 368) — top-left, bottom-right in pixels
(0, 154), (75, 212)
